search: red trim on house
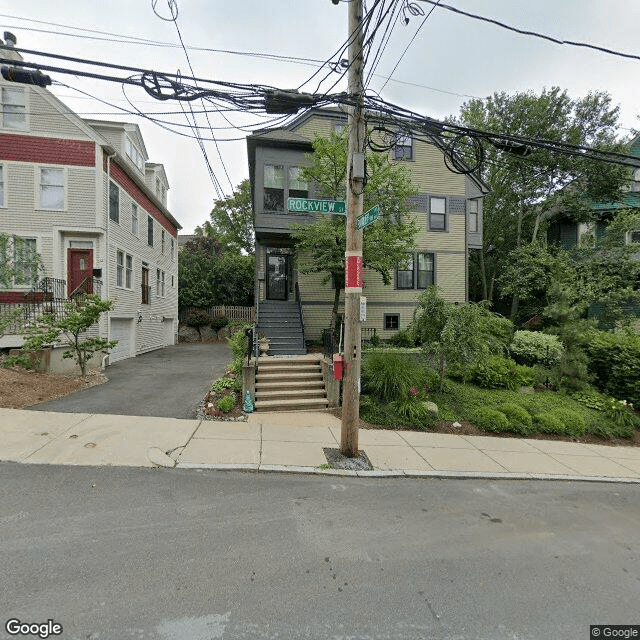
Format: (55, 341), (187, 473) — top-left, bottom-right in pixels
(109, 161), (178, 237)
(0, 133), (95, 166)
(0, 291), (52, 303)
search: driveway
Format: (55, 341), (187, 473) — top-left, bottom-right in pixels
(30, 342), (231, 419)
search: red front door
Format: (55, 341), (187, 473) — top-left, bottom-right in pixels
(67, 248), (93, 296)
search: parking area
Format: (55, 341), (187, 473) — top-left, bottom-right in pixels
(31, 342), (231, 419)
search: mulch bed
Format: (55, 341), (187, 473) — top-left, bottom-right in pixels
(327, 407), (640, 448)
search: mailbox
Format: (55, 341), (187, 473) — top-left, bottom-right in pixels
(333, 353), (345, 381)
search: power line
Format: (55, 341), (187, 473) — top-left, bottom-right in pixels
(415, 0), (640, 62)
(379, 0), (442, 92)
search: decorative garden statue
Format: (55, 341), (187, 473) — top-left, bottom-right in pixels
(243, 391), (254, 413)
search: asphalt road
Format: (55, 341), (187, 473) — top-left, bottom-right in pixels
(1, 465), (639, 640)
(29, 342), (231, 419)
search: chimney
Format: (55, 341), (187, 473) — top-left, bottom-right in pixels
(1, 30), (22, 62)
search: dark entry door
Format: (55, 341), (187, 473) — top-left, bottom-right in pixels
(266, 254), (288, 300)
(67, 248), (93, 296)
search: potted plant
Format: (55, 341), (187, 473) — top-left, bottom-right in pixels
(258, 333), (270, 355)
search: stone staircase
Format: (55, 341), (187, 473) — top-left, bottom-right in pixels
(256, 300), (306, 356)
(254, 356), (329, 412)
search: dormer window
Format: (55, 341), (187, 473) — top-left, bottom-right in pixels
(125, 134), (144, 172)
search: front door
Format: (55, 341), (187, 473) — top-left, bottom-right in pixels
(67, 248), (93, 296)
(266, 254), (288, 300)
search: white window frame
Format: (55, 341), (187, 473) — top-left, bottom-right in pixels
(1, 86), (27, 131)
(116, 250), (124, 288)
(1, 236), (38, 288)
(125, 134), (145, 172)
(125, 253), (133, 289)
(429, 196), (447, 231)
(171, 237), (175, 260)
(468, 199), (479, 233)
(109, 180), (120, 223)
(161, 229), (165, 254)
(37, 166), (66, 211)
(131, 202), (139, 235)
(394, 133), (413, 160)
(156, 268), (165, 297)
(147, 216), (154, 247)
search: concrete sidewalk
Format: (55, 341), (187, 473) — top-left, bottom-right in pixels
(1, 408), (640, 482)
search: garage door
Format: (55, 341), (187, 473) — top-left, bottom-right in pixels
(110, 319), (133, 363)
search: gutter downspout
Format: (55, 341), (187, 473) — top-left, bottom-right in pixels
(104, 148), (116, 368)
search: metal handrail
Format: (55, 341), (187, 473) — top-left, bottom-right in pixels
(294, 281), (306, 349)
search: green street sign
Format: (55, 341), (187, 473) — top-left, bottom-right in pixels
(288, 198), (346, 214)
(356, 205), (380, 229)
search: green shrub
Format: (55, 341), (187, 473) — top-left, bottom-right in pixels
(586, 329), (640, 406)
(553, 408), (587, 436)
(508, 364), (536, 390)
(498, 402), (533, 434)
(227, 329), (248, 360)
(211, 377), (235, 392)
(211, 315), (229, 333)
(361, 351), (423, 403)
(471, 356), (517, 389)
(227, 320), (253, 334)
(229, 357), (244, 377)
(388, 329), (415, 348)
(534, 413), (565, 434)
(471, 406), (510, 433)
(510, 331), (564, 367)
(391, 397), (435, 424)
(369, 331), (381, 347)
(479, 310), (514, 356)
(216, 394), (235, 413)
(185, 309), (211, 328)
(589, 419), (636, 439)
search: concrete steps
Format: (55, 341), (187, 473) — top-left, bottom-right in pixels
(255, 357), (328, 412)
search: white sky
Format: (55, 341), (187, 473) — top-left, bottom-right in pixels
(2, 0), (640, 233)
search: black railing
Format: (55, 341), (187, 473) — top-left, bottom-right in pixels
(323, 323), (341, 360)
(294, 282), (306, 349)
(1, 278), (68, 334)
(244, 327), (254, 364)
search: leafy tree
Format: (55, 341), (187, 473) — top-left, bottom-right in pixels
(5, 295), (117, 376)
(195, 179), (254, 254)
(449, 88), (629, 319)
(290, 131), (418, 331)
(178, 236), (254, 309)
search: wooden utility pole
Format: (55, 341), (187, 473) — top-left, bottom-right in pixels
(340, 0), (365, 457)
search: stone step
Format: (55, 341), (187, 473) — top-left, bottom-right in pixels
(255, 379), (325, 390)
(255, 389), (327, 401)
(255, 397), (329, 411)
(256, 370), (322, 381)
(258, 364), (321, 374)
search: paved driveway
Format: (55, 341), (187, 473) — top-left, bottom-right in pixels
(31, 342), (231, 419)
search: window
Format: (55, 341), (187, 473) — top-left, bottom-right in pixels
(40, 168), (64, 210)
(171, 275), (174, 287)
(141, 263), (150, 304)
(429, 196), (446, 231)
(264, 164), (284, 211)
(131, 203), (138, 235)
(109, 181), (119, 222)
(2, 87), (26, 130)
(394, 133), (413, 160)
(116, 250), (124, 287)
(0, 165), (4, 207)
(126, 254), (133, 288)
(396, 253), (414, 289)
(156, 269), (165, 297)
(171, 237), (175, 260)
(384, 313), (400, 331)
(417, 252), (434, 288)
(397, 252), (435, 289)
(263, 164), (308, 212)
(288, 167), (308, 199)
(1, 237), (37, 287)
(161, 229), (165, 254)
(125, 134), (144, 172)
(468, 199), (478, 233)
(147, 216), (154, 246)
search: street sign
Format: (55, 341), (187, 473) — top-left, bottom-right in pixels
(287, 198), (346, 214)
(359, 296), (367, 322)
(356, 205), (380, 229)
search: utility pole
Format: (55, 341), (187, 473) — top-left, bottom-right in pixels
(340, 0), (365, 457)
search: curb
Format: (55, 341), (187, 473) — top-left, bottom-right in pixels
(173, 462), (640, 483)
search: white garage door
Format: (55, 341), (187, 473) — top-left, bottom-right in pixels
(110, 319), (133, 363)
